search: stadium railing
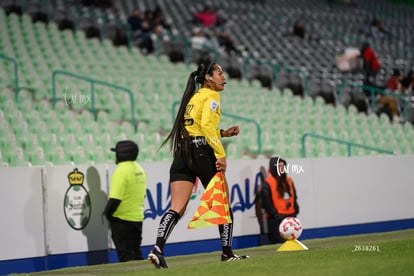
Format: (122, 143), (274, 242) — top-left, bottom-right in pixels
(155, 32), (192, 66)
(300, 132), (395, 158)
(0, 53), (19, 100)
(200, 44), (221, 64)
(337, 81), (410, 122)
(52, 70), (137, 131)
(72, 9), (133, 50)
(242, 56), (310, 96)
(19, 0), (52, 22)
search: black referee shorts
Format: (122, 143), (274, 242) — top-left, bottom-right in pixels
(170, 137), (218, 188)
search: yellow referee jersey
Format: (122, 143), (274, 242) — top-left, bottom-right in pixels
(184, 87), (225, 158)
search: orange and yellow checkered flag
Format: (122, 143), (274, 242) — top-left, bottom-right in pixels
(188, 172), (232, 229)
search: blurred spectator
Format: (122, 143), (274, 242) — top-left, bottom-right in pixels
(152, 6), (171, 32)
(370, 17), (391, 39)
(190, 6), (243, 59)
(128, 8), (142, 32)
(386, 69), (403, 91)
(291, 18), (321, 42)
(360, 42), (381, 96)
(193, 5), (217, 28)
(400, 70), (414, 92)
(190, 27), (245, 63)
(336, 47), (360, 72)
(218, 30), (243, 56)
(361, 17), (392, 39)
(190, 27), (215, 64)
(214, 8), (227, 28)
(139, 20), (155, 54)
(293, 19), (305, 39)
(142, 10), (155, 29)
(130, 7), (169, 55)
(376, 69), (403, 122)
(191, 27), (213, 50)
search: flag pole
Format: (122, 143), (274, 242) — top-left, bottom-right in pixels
(220, 170), (231, 212)
(221, 171), (230, 199)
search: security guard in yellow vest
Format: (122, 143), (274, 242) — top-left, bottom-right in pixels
(103, 140), (147, 262)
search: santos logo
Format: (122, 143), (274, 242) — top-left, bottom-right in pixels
(143, 173), (261, 220)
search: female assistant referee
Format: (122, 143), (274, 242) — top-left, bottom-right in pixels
(148, 62), (249, 268)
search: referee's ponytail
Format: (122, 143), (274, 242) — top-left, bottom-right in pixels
(161, 62), (216, 155)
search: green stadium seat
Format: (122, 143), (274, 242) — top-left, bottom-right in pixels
(1, 5), (413, 165)
(49, 146), (73, 166)
(226, 143), (242, 159)
(1, 133), (19, 154)
(8, 146), (32, 167)
(72, 146), (94, 165)
(0, 149), (4, 164)
(28, 146), (52, 166)
(156, 144), (171, 162)
(90, 149), (104, 164)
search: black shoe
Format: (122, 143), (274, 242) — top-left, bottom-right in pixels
(148, 246), (168, 269)
(221, 253), (250, 262)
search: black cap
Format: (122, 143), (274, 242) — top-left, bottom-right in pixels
(111, 140), (139, 162)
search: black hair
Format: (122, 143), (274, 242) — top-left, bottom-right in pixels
(269, 156), (291, 197)
(401, 69), (414, 89)
(161, 62), (216, 156)
(360, 42), (370, 54)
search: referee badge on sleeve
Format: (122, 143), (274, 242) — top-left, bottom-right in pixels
(210, 100), (218, 112)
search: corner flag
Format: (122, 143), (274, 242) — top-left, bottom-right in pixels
(188, 172), (232, 229)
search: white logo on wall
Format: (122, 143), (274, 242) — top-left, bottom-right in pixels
(64, 168), (91, 230)
(276, 157), (305, 176)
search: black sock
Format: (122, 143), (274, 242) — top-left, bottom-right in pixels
(155, 209), (180, 253)
(219, 208), (234, 256)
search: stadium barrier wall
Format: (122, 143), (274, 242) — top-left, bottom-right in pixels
(0, 155), (413, 274)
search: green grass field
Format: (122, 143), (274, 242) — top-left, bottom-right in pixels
(17, 229), (414, 276)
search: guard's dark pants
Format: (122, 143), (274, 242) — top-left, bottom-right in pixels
(267, 216), (286, 244)
(110, 219), (143, 262)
